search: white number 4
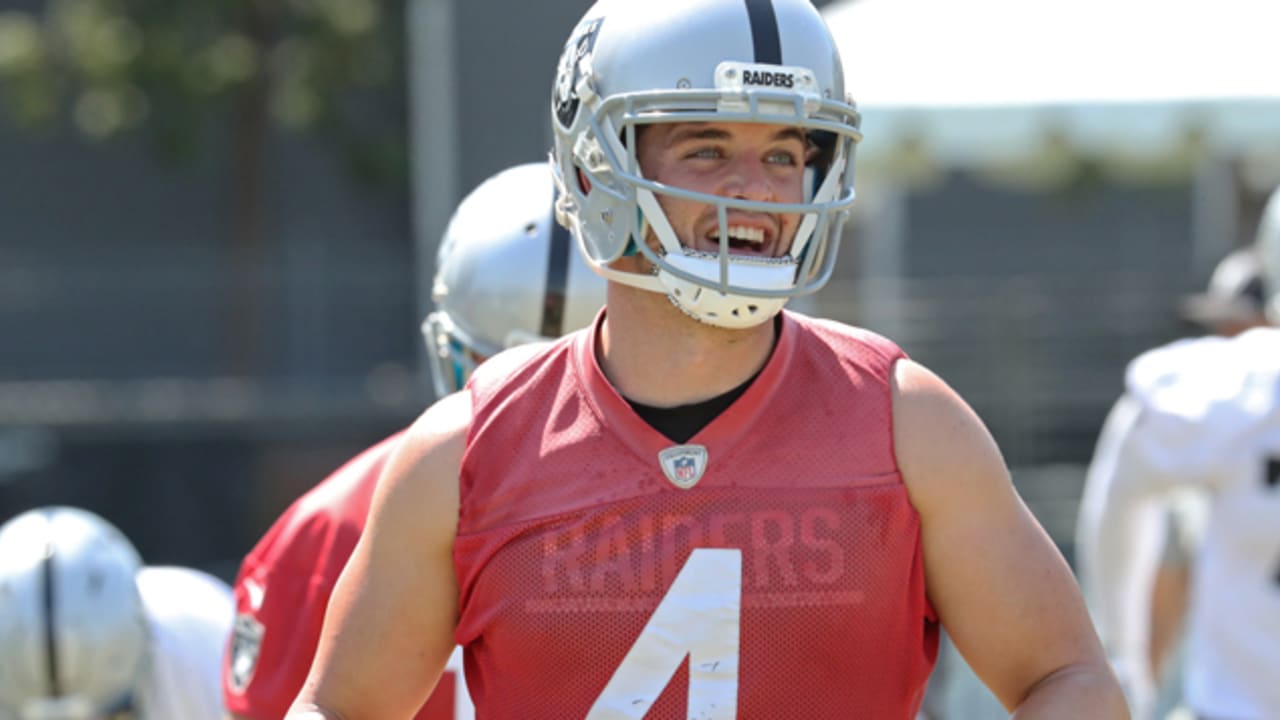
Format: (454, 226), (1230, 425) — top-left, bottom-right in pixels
(587, 548), (742, 719)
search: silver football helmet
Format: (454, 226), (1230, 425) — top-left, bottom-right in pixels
(550, 0), (862, 329)
(0, 507), (148, 720)
(423, 162), (607, 398)
(1258, 184), (1280, 323)
(1180, 245), (1265, 330)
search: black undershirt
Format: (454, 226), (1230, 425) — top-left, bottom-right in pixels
(626, 376), (754, 444)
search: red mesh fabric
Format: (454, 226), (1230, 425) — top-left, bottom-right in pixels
(226, 432), (458, 720)
(456, 312), (937, 718)
(226, 434), (400, 719)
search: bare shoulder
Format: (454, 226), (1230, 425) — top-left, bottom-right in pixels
(390, 390), (473, 477)
(293, 392), (475, 718)
(890, 356), (967, 417)
(890, 358), (1009, 513)
(370, 390), (473, 539)
(891, 360), (1122, 713)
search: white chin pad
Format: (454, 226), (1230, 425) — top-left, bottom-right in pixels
(658, 252), (794, 329)
(662, 251), (797, 292)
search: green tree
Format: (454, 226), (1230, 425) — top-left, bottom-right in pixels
(0, 0), (407, 371)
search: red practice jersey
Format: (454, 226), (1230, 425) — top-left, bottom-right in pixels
(223, 432), (471, 720)
(456, 311), (939, 719)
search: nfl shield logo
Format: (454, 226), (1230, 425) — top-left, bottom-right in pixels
(674, 457), (696, 480)
(658, 444), (709, 489)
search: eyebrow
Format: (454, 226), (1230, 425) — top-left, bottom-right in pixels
(665, 124), (807, 147)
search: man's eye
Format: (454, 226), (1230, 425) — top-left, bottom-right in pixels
(688, 147), (721, 159)
(767, 150), (799, 166)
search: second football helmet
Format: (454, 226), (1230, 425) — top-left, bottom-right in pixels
(0, 507), (148, 720)
(423, 162), (607, 397)
(1258, 184), (1280, 323)
(1180, 245), (1265, 331)
(549, 0), (862, 329)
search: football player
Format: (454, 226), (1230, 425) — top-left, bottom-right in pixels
(221, 162), (606, 720)
(0, 505), (233, 719)
(1077, 185), (1280, 719)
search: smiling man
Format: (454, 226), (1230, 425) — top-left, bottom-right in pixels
(285, 1), (1127, 718)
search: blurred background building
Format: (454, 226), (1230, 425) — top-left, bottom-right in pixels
(1, 0), (1277, 644)
(819, 0), (1280, 555)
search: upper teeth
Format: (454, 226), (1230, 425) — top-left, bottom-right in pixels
(725, 225), (764, 243)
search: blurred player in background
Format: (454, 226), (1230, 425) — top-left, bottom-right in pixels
(1077, 185), (1280, 720)
(1078, 243), (1267, 720)
(0, 505), (233, 719)
(221, 162), (606, 720)
(1153, 244), (1268, 716)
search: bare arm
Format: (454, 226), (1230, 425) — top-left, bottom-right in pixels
(286, 392), (471, 720)
(893, 359), (1127, 719)
(1076, 393), (1185, 718)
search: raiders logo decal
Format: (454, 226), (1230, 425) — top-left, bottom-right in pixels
(228, 612), (265, 693)
(553, 17), (603, 129)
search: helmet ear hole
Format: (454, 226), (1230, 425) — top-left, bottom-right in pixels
(807, 130), (838, 173)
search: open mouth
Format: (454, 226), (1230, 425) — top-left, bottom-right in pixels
(706, 223), (771, 254)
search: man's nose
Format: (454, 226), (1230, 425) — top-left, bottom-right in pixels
(721, 155), (776, 203)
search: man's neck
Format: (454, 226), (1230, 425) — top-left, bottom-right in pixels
(597, 285), (779, 408)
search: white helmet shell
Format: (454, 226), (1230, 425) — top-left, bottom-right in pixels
(550, 0), (862, 328)
(423, 162), (607, 397)
(0, 507), (148, 718)
(1179, 245), (1265, 329)
(1257, 185), (1280, 323)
